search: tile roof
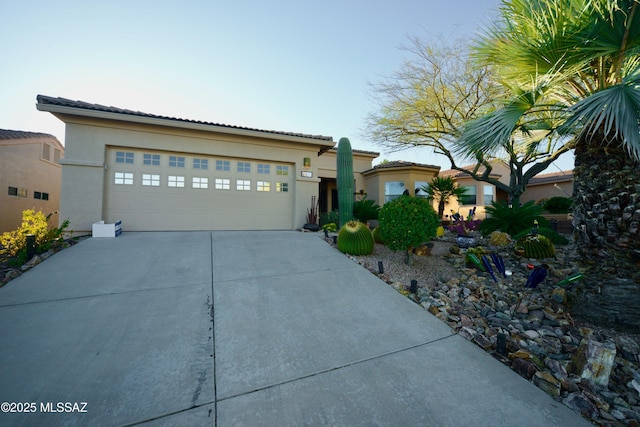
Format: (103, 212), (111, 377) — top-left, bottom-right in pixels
(0, 128), (56, 140)
(36, 95), (334, 142)
(365, 160), (441, 173)
(528, 170), (574, 185)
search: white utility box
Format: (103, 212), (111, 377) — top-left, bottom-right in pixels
(92, 220), (122, 238)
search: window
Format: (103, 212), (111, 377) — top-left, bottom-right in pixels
(460, 185), (477, 205)
(257, 164), (270, 174)
(143, 153), (161, 166)
(54, 149), (61, 164)
(276, 165), (289, 176)
(237, 161), (251, 173)
(116, 151), (134, 164)
(169, 156), (185, 168)
(192, 177), (209, 189)
(8, 186), (26, 197)
(384, 181), (405, 202)
(257, 181), (271, 192)
(414, 181), (430, 198)
(142, 174), (160, 186)
(168, 175), (185, 188)
(276, 182), (288, 192)
(42, 144), (51, 161)
(236, 180), (250, 191)
(193, 158), (208, 170)
(215, 178), (230, 190)
(483, 185), (494, 205)
(115, 172), (134, 185)
(34, 191), (49, 200)
(216, 160), (230, 171)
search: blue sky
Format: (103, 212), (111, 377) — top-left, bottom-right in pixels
(3, 0), (574, 171)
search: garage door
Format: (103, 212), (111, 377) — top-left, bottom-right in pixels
(104, 148), (294, 231)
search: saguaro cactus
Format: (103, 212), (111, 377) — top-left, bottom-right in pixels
(337, 137), (354, 227)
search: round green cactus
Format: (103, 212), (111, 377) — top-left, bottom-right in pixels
(337, 221), (374, 255)
(517, 234), (555, 258)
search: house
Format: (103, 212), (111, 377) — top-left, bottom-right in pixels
(36, 95), (575, 234)
(36, 95), (336, 233)
(0, 129), (64, 233)
(521, 170), (574, 203)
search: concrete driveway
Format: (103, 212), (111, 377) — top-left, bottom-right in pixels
(0, 231), (589, 426)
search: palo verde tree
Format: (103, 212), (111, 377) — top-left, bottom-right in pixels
(461, 0), (640, 281)
(366, 34), (574, 206)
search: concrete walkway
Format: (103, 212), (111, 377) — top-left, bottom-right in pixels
(0, 231), (589, 426)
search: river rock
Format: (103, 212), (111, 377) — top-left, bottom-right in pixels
(572, 339), (617, 386)
(533, 371), (561, 397)
(563, 392), (600, 419)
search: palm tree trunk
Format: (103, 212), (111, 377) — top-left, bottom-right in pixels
(572, 130), (640, 283)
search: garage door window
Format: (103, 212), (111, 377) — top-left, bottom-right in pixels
(192, 177), (208, 189)
(257, 181), (271, 192)
(193, 158), (208, 169)
(142, 174), (160, 186)
(216, 160), (230, 171)
(237, 162), (251, 173)
(169, 156), (185, 168)
(116, 151), (134, 164)
(276, 165), (289, 176)
(168, 175), (185, 188)
(276, 182), (288, 192)
(215, 178), (230, 190)
(115, 172), (134, 185)
(236, 180), (250, 191)
(258, 164), (270, 174)
(143, 154), (160, 166)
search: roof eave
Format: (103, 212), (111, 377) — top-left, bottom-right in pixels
(37, 103), (335, 148)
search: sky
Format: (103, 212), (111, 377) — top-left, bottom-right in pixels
(0, 0), (575, 171)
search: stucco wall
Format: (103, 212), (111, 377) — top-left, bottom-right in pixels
(0, 137), (63, 232)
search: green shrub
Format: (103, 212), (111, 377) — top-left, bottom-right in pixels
(543, 196), (572, 214)
(372, 226), (384, 243)
(517, 234), (555, 258)
(0, 210), (70, 262)
(479, 201), (547, 236)
(378, 195), (439, 263)
(320, 210), (339, 227)
(512, 227), (569, 245)
(337, 221), (374, 255)
(353, 197), (380, 223)
(322, 223), (337, 233)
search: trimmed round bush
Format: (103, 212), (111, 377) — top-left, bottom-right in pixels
(337, 221), (374, 255)
(378, 195), (439, 254)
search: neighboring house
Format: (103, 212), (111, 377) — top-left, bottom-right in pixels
(520, 170), (574, 204)
(0, 129), (64, 233)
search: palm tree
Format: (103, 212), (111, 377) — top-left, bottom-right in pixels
(461, 0), (640, 282)
(425, 176), (467, 219)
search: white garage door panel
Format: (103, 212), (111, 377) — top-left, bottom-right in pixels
(104, 148), (294, 231)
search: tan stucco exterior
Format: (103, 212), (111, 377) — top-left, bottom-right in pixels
(38, 97), (335, 233)
(362, 162), (440, 206)
(0, 131), (64, 232)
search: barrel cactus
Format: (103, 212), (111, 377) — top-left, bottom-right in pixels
(337, 137), (354, 227)
(337, 221), (374, 255)
(517, 234), (555, 258)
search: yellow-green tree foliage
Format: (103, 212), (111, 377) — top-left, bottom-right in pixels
(0, 210), (66, 259)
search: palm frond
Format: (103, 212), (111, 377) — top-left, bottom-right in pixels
(558, 74), (640, 159)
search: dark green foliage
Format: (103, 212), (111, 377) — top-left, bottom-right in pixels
(426, 176), (468, 219)
(320, 211), (340, 227)
(372, 226), (384, 243)
(512, 227), (569, 245)
(543, 196), (572, 214)
(353, 197), (380, 223)
(337, 221), (374, 255)
(337, 137), (354, 227)
(378, 196), (439, 262)
(517, 234), (555, 258)
(479, 201), (547, 236)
